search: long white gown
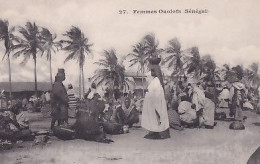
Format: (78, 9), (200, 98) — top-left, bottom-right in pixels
(218, 88), (230, 108)
(201, 98), (215, 126)
(192, 86), (206, 111)
(141, 77), (169, 132)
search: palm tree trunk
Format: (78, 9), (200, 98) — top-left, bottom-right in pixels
(49, 52), (53, 85)
(7, 55), (12, 103)
(82, 65), (85, 96)
(34, 57), (38, 97)
(79, 64), (81, 99)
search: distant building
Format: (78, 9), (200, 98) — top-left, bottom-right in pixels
(0, 82), (52, 100)
(125, 71), (148, 97)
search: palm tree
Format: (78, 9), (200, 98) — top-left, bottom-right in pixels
(244, 62), (259, 88)
(93, 49), (127, 98)
(161, 38), (190, 81)
(142, 33), (163, 59)
(232, 65), (244, 81)
(201, 55), (222, 92)
(41, 28), (62, 85)
(13, 22), (43, 97)
(222, 64), (232, 81)
(225, 65), (244, 84)
(186, 47), (205, 80)
(0, 19), (18, 101)
(61, 26), (93, 99)
(127, 42), (148, 96)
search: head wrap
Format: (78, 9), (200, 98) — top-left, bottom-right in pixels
(55, 68), (65, 82)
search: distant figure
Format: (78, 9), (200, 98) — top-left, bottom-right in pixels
(258, 87), (260, 98)
(0, 90), (7, 110)
(86, 83), (97, 100)
(67, 84), (77, 118)
(45, 91), (51, 104)
(51, 69), (69, 129)
(22, 98), (28, 111)
(41, 92), (46, 106)
(164, 80), (172, 108)
(128, 91), (134, 99)
(229, 82), (245, 120)
(176, 81), (185, 98)
(192, 82), (205, 112)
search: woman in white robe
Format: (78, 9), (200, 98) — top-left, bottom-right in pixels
(201, 97), (215, 127)
(192, 84), (206, 112)
(218, 86), (230, 108)
(141, 64), (170, 139)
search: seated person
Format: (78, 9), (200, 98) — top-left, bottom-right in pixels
(134, 95), (144, 113)
(200, 91), (216, 129)
(178, 96), (198, 128)
(168, 96), (183, 131)
(113, 97), (139, 128)
(0, 102), (33, 142)
(101, 102), (123, 135)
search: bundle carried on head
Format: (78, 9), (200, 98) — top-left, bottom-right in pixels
(148, 56), (161, 65)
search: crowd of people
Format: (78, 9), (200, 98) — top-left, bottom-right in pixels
(49, 58), (260, 141)
(1, 62), (260, 144)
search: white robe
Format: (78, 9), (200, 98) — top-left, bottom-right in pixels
(192, 86), (206, 111)
(141, 77), (169, 132)
(219, 89), (230, 100)
(178, 101), (197, 124)
(218, 89), (230, 108)
(201, 98), (215, 126)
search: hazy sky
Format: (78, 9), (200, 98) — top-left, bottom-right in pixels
(0, 0), (260, 87)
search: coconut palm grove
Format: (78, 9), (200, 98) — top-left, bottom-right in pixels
(0, 17), (260, 164)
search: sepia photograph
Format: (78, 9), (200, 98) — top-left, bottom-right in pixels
(0, 0), (260, 163)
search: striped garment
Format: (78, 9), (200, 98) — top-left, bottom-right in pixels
(67, 89), (77, 109)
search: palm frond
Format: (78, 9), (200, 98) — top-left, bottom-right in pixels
(64, 51), (77, 63)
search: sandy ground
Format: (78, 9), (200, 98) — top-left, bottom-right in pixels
(0, 108), (260, 164)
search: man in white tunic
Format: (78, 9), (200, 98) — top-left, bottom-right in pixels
(141, 64), (170, 139)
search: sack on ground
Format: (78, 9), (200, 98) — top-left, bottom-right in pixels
(53, 126), (75, 140)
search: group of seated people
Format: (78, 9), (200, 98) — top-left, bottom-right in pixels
(166, 81), (217, 130)
(83, 88), (140, 134)
(0, 102), (34, 143)
(218, 85), (259, 112)
(53, 88), (141, 143)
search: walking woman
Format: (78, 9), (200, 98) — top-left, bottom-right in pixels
(141, 60), (170, 139)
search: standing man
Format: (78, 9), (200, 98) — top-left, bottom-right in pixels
(51, 69), (69, 129)
(141, 61), (170, 140)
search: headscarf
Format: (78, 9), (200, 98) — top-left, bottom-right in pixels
(54, 72), (63, 82)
